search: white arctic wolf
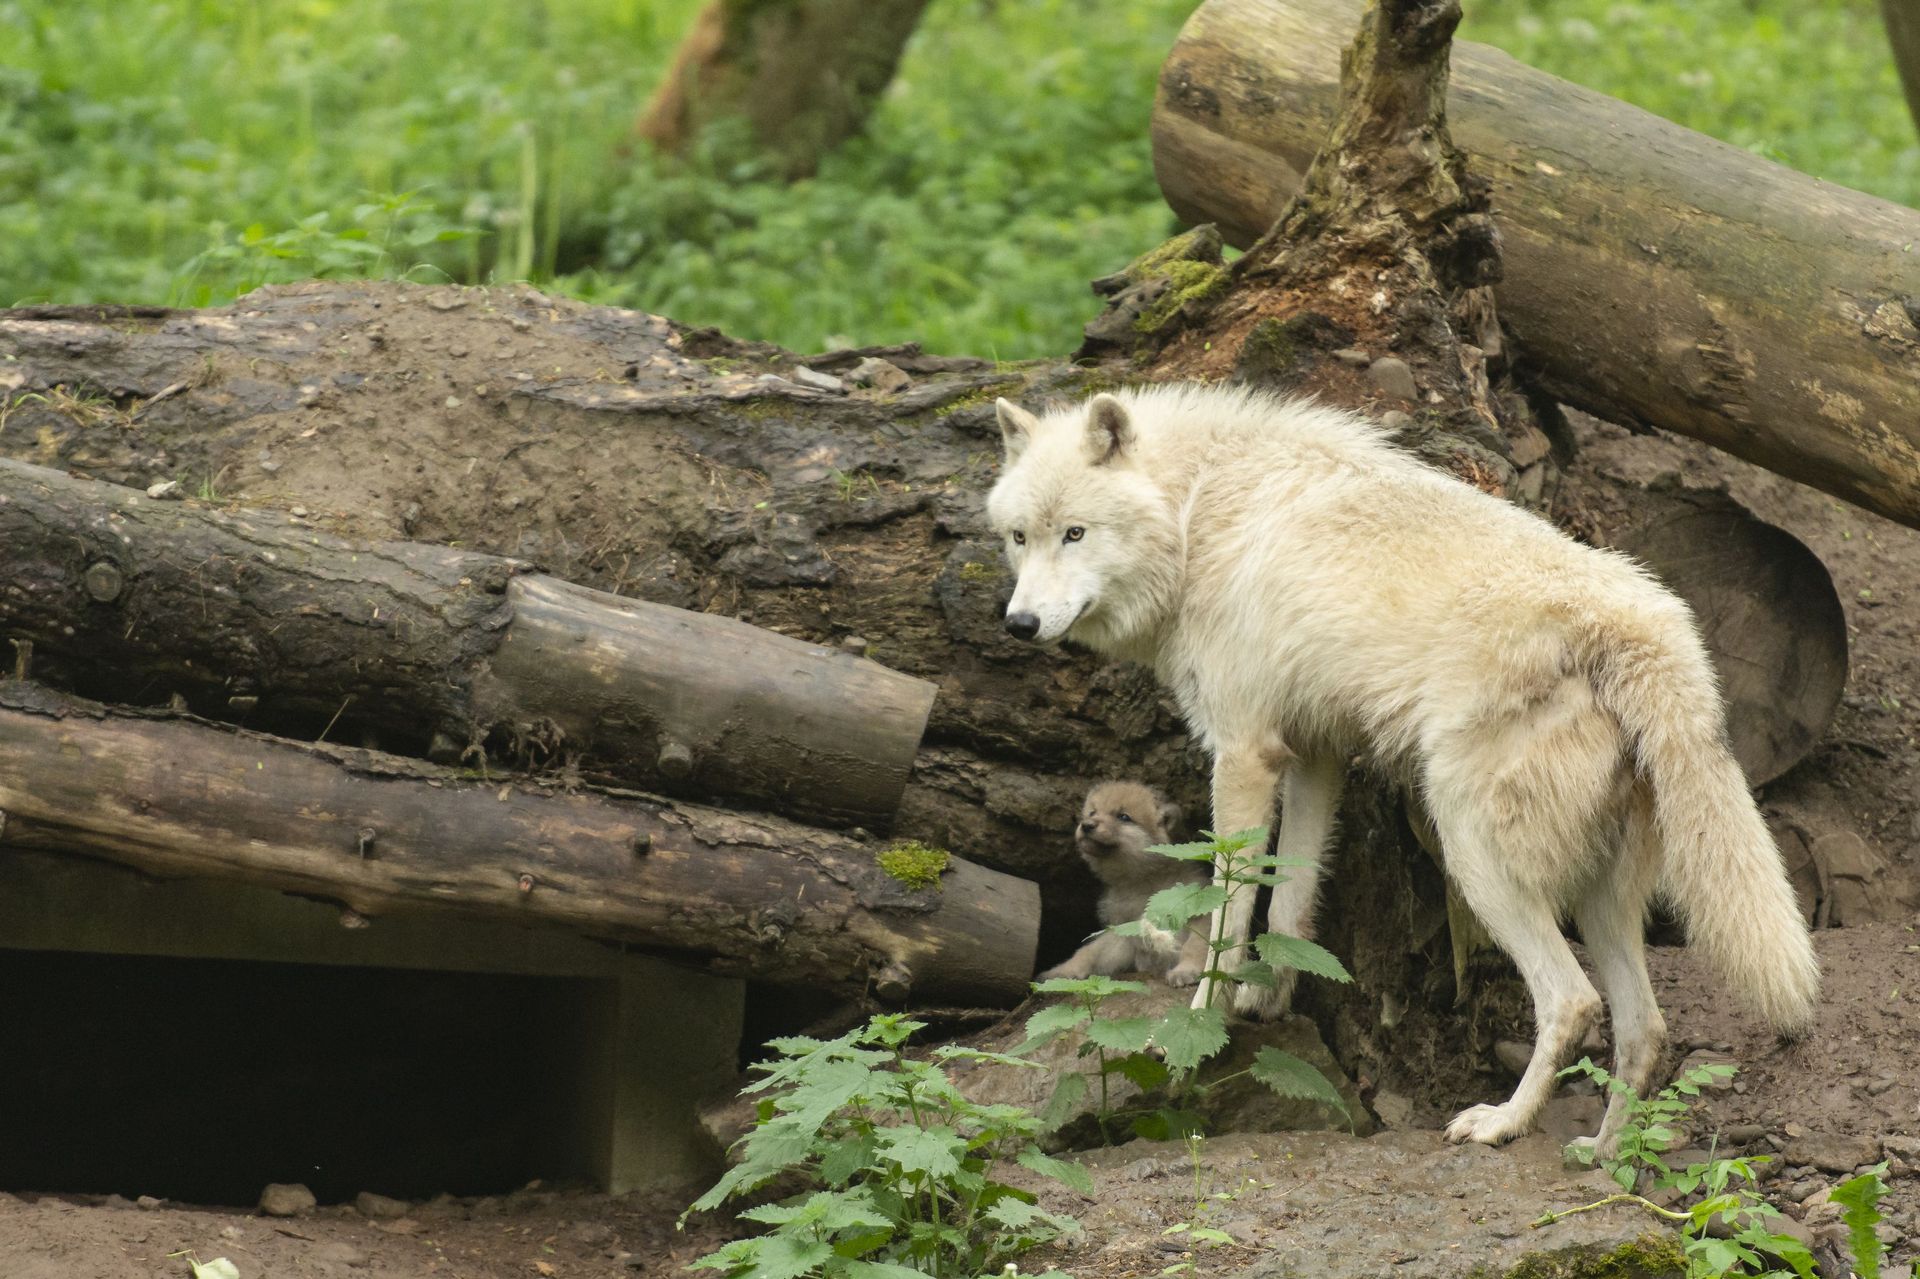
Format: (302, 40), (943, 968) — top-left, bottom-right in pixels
(986, 383), (1819, 1153)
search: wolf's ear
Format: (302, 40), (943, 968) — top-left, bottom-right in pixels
(1158, 798), (1183, 835)
(996, 398), (1040, 462)
(1085, 393), (1135, 464)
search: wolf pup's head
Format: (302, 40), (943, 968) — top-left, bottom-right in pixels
(985, 392), (1179, 650)
(1075, 780), (1180, 878)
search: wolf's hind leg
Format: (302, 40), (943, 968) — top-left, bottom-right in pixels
(1571, 789), (1666, 1159)
(1439, 826), (1602, 1146)
(1188, 743), (1285, 1011)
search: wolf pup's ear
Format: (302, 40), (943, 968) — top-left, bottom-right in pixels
(995, 398), (1040, 462)
(1085, 393), (1135, 464)
(1158, 798), (1183, 835)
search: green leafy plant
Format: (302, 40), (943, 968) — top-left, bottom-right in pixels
(1539, 1058), (1891, 1279)
(1022, 826), (1353, 1145)
(683, 1014), (1082, 1279)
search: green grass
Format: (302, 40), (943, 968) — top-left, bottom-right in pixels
(2, 0), (1917, 359)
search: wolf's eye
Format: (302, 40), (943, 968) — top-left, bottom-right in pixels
(1064, 526), (1085, 543)
(1011, 531), (1026, 545)
(1117, 812), (1132, 823)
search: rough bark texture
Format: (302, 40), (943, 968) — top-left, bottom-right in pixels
(634, 0), (930, 180)
(0, 282), (1194, 967)
(1153, 0), (1920, 531)
(0, 458), (934, 830)
(0, 681), (1037, 1006)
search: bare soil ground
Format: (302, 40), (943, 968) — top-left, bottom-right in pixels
(2, 409), (1916, 1276)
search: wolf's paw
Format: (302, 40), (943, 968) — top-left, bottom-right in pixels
(1443, 1102), (1533, 1147)
(1036, 962), (1086, 982)
(1230, 980), (1289, 1022)
(1165, 960), (1203, 988)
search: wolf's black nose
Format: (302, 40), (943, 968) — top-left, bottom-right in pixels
(1004, 611), (1041, 641)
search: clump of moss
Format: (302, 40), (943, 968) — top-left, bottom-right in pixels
(1473, 1235), (1685, 1279)
(1133, 258), (1230, 335)
(877, 840), (950, 890)
(957, 560), (998, 584)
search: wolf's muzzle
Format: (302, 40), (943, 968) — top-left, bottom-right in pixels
(1004, 611), (1041, 641)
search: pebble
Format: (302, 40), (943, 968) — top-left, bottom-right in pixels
(145, 479), (182, 500)
(792, 366), (847, 394)
(1721, 1123), (1769, 1146)
(355, 1191), (410, 1219)
(135, 1195), (163, 1210)
(258, 1182), (317, 1217)
(1784, 1132), (1883, 1173)
(1379, 410), (1414, 433)
(847, 357), (911, 393)
(1332, 348), (1372, 367)
(1367, 357), (1418, 402)
(842, 635), (870, 656)
(1493, 1039), (1534, 1077)
(314, 1240), (372, 1269)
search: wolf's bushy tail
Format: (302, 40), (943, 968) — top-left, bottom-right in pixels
(1592, 612), (1819, 1036)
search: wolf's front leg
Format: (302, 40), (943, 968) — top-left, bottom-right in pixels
(1232, 752), (1344, 1019)
(1186, 744), (1285, 1012)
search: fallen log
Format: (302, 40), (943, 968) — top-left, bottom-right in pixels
(0, 458), (935, 831)
(1152, 0), (1920, 530)
(0, 681), (1037, 1005)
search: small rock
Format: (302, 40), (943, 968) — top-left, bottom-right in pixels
(289, 505), (309, 518)
(375, 1218), (424, 1235)
(847, 357), (911, 393)
(1331, 348), (1372, 367)
(1882, 1134), (1920, 1175)
(1785, 1178), (1827, 1203)
(355, 1191), (410, 1219)
(1721, 1123), (1770, 1146)
(566, 1221), (618, 1250)
(1372, 1089), (1413, 1128)
(1784, 1132), (1882, 1173)
(100, 1194), (135, 1210)
(1378, 409), (1414, 433)
(1367, 357), (1418, 402)
(145, 479), (182, 500)
(258, 1182), (317, 1217)
(314, 1240), (371, 1269)
(135, 1195), (164, 1210)
(792, 366), (846, 394)
(1493, 1039), (1534, 1078)
(842, 635), (870, 656)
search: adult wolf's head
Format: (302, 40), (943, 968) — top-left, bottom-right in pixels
(984, 391), (1180, 652)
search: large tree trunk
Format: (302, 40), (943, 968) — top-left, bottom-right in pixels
(635, 0), (929, 180)
(0, 458), (934, 831)
(0, 681), (1037, 1006)
(1153, 0), (1920, 531)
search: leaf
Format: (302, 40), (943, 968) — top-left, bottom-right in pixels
(1030, 975), (1146, 999)
(1039, 1070), (1089, 1132)
(1252, 933), (1352, 983)
(1016, 1148), (1094, 1196)
(1248, 1046), (1350, 1118)
(1153, 1005), (1229, 1072)
(1111, 1051), (1171, 1092)
(932, 1045), (1044, 1070)
(875, 1124), (966, 1179)
(1019, 1002), (1091, 1049)
(1143, 839), (1226, 863)
(1830, 1166), (1889, 1279)
(840, 1262), (929, 1279)
(1084, 1016), (1158, 1053)
(1143, 883), (1228, 931)
(189, 1262), (241, 1279)
(695, 1235), (834, 1279)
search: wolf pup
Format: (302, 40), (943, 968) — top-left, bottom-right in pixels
(985, 383), (1818, 1157)
(1038, 781), (1209, 982)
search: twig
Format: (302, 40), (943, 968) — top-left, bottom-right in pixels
(315, 694), (354, 744)
(1531, 1192), (1688, 1230)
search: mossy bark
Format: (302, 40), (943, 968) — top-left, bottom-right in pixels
(635, 0), (930, 180)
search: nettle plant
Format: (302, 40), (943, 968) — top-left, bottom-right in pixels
(1022, 826), (1353, 1143)
(682, 1013), (1085, 1279)
(1541, 1058), (1892, 1279)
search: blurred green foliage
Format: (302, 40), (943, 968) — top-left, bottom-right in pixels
(0, 0), (1913, 357)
